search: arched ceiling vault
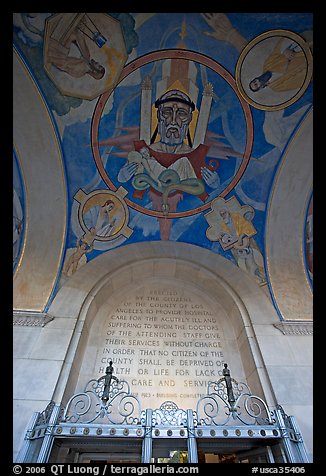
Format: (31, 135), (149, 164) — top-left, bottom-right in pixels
(13, 12), (313, 322)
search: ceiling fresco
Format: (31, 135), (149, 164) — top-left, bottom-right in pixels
(13, 12), (313, 315)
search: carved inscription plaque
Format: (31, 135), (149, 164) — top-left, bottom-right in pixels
(96, 284), (228, 408)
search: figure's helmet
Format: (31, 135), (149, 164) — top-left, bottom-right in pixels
(154, 89), (195, 111)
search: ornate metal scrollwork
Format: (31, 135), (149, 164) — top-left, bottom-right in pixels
(35, 401), (56, 426)
(196, 375), (273, 426)
(61, 378), (141, 425)
(152, 401), (187, 426)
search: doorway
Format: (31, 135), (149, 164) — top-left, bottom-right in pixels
(49, 437), (142, 463)
(151, 438), (189, 463)
(48, 436), (286, 464)
(197, 438), (284, 463)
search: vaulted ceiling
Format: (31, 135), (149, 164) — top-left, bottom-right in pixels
(13, 12), (313, 321)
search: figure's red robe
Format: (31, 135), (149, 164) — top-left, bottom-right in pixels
(132, 140), (210, 240)
(132, 140), (210, 202)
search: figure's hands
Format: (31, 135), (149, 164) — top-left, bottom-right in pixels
(128, 150), (143, 164)
(201, 167), (220, 189)
(201, 13), (233, 41)
(117, 163), (138, 182)
(201, 13), (247, 52)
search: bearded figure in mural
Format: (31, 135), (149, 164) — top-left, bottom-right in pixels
(118, 89), (220, 240)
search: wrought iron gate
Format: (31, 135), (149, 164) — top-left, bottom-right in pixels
(16, 366), (310, 463)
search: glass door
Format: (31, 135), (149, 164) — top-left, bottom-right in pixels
(151, 438), (189, 463)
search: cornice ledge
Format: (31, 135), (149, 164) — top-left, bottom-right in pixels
(13, 310), (54, 327)
(273, 321), (313, 336)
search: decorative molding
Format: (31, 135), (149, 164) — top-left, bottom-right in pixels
(13, 311), (54, 327)
(273, 321), (313, 336)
